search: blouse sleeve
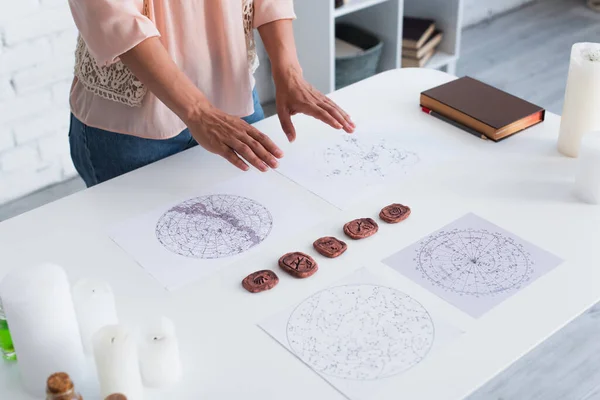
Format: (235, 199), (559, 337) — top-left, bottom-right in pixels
(68, 0), (161, 66)
(253, 0), (296, 29)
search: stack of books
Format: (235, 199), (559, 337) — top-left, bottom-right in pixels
(402, 17), (443, 68)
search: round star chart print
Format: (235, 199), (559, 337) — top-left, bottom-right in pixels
(286, 284), (435, 380)
(415, 228), (533, 296)
(155, 194), (273, 259)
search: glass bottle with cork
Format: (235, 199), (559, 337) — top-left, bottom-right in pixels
(0, 298), (16, 361)
(46, 372), (83, 400)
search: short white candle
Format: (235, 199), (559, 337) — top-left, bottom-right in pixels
(0, 263), (85, 397)
(72, 279), (119, 354)
(93, 325), (144, 400)
(139, 316), (182, 388)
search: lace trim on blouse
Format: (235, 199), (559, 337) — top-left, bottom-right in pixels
(74, 0), (258, 107)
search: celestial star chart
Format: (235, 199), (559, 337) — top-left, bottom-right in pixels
(286, 284), (435, 381)
(155, 194), (273, 259)
(383, 214), (563, 318)
(415, 229), (533, 297)
(321, 136), (420, 179)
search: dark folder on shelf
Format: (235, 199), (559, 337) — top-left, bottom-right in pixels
(420, 77), (545, 141)
(403, 30), (443, 59)
(402, 17), (436, 49)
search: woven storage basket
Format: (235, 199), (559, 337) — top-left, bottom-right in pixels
(335, 23), (383, 89)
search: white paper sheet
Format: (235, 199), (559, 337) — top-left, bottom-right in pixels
(110, 172), (330, 290)
(274, 128), (449, 210)
(383, 213), (564, 318)
(259, 268), (461, 400)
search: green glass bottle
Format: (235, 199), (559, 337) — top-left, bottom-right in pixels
(0, 298), (16, 361)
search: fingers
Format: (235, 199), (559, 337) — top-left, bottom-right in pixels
(278, 109), (297, 142)
(222, 148), (250, 171)
(247, 127), (284, 159)
(324, 97), (355, 133)
(241, 135), (279, 169)
(305, 105), (343, 130)
(319, 101), (354, 133)
(231, 141), (270, 172)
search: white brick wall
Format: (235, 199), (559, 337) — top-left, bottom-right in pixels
(0, 1), (77, 205)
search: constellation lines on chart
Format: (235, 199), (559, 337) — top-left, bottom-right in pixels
(286, 284), (435, 381)
(155, 194), (273, 259)
(321, 136), (420, 179)
(414, 229), (534, 297)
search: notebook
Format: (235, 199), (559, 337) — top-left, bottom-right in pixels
(403, 31), (443, 59)
(402, 49), (435, 67)
(420, 77), (545, 141)
(403, 17), (436, 49)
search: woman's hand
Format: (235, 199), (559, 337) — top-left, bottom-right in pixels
(185, 103), (283, 172)
(258, 19), (355, 142)
(274, 66), (355, 142)
(120, 38), (282, 173)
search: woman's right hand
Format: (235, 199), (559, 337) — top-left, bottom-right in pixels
(185, 104), (284, 172)
(119, 38), (282, 172)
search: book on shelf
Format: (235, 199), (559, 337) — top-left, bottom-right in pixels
(420, 77), (546, 141)
(402, 49), (435, 68)
(402, 17), (436, 49)
(403, 30), (443, 59)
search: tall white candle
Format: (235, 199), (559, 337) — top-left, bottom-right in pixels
(72, 279), (119, 354)
(574, 131), (600, 204)
(558, 43), (600, 157)
(93, 325), (144, 400)
(139, 316), (182, 388)
(0, 263), (85, 397)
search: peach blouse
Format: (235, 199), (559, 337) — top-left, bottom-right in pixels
(67, 0), (295, 139)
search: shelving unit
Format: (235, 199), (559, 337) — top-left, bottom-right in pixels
(333, 0), (391, 18)
(293, 0), (463, 94)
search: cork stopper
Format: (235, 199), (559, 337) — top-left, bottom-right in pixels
(46, 372), (74, 394)
(105, 394), (127, 400)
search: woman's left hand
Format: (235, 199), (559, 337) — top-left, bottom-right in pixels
(274, 66), (355, 142)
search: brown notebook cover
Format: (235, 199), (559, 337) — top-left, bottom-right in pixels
(403, 31), (442, 59)
(420, 77), (545, 141)
(402, 49), (435, 67)
(403, 17), (435, 49)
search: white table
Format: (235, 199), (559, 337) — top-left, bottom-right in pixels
(1, 68), (598, 400)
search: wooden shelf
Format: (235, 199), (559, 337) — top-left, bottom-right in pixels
(334, 0), (391, 18)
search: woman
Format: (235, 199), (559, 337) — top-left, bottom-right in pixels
(67, 0), (354, 187)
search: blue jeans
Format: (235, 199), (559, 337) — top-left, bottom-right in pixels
(69, 89), (265, 187)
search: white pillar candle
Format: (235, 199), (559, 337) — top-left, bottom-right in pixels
(139, 316), (182, 388)
(93, 325), (144, 400)
(0, 263), (85, 397)
(574, 131), (600, 204)
(72, 279), (119, 355)
(558, 43), (600, 157)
